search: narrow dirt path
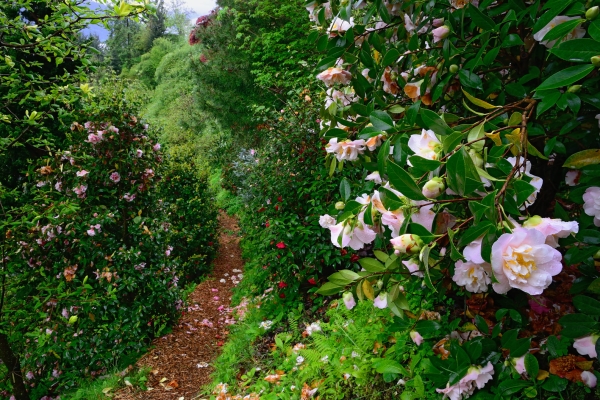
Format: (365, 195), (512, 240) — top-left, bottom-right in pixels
(116, 211), (243, 400)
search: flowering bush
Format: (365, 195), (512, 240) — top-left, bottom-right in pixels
(309, 0), (600, 397)
(0, 91), (217, 398)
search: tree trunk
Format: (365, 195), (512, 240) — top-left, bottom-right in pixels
(0, 332), (28, 400)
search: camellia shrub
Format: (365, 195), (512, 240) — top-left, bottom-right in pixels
(0, 94), (216, 398)
(308, 0), (600, 397)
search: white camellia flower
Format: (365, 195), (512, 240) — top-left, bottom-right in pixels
(402, 258), (423, 277)
(408, 129), (441, 164)
(365, 171), (383, 184)
(325, 138), (366, 162)
(373, 293), (387, 309)
(565, 170), (581, 186)
(533, 16), (585, 48)
(452, 260), (491, 293)
(342, 292), (356, 310)
(390, 234), (423, 255)
(328, 17), (354, 37)
(491, 228), (562, 295)
(583, 186), (600, 227)
(522, 215), (579, 248)
(319, 214), (336, 229)
(573, 335), (599, 358)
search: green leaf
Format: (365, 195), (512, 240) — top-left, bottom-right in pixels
(316, 282), (344, 295)
(501, 33), (525, 47)
(550, 38), (600, 62)
(370, 110), (394, 131)
(590, 19), (600, 41)
(542, 18), (583, 42)
(408, 156), (442, 172)
(524, 353), (539, 381)
(382, 48), (400, 67)
(421, 109), (453, 135)
(558, 313), (596, 337)
(387, 161), (426, 200)
(373, 250), (389, 263)
(563, 149), (600, 169)
(573, 295), (600, 315)
(443, 131), (464, 153)
(498, 380), (533, 396)
(536, 90), (561, 117)
(446, 147), (481, 196)
(415, 320), (442, 338)
(372, 359), (407, 375)
(533, 0), (573, 34)
(542, 375), (568, 392)
(535, 64), (594, 91)
(339, 178), (351, 202)
(513, 180), (536, 206)
(459, 69), (483, 91)
(358, 257), (386, 272)
(324, 128), (348, 139)
(474, 315), (488, 334)
(462, 89), (499, 109)
(458, 221), (495, 247)
(469, 4), (496, 31)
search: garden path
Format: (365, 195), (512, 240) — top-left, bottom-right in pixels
(115, 211), (243, 400)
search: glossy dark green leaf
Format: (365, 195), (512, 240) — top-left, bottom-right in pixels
(421, 109), (453, 135)
(459, 69), (483, 91)
(542, 18), (583, 42)
(469, 4), (496, 31)
(550, 38), (600, 62)
(387, 161), (426, 200)
(370, 110), (394, 131)
(536, 64), (594, 91)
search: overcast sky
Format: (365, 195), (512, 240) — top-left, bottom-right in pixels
(182, 0), (217, 17)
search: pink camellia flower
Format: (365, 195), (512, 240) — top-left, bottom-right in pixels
(109, 172), (120, 183)
(565, 170), (581, 186)
(365, 134), (383, 151)
(153, 143), (161, 151)
(76, 170), (89, 177)
(73, 185), (87, 199)
(422, 177), (445, 199)
(136, 149), (143, 158)
(373, 293), (387, 309)
(55, 182), (63, 191)
(573, 335), (599, 358)
(108, 126), (119, 133)
(491, 228), (563, 295)
(433, 18), (445, 27)
(329, 215), (377, 250)
(408, 129), (441, 164)
(581, 371), (597, 388)
(402, 258), (423, 277)
(165, 246), (173, 256)
(316, 67), (352, 87)
(86, 133), (102, 144)
(452, 260), (491, 293)
(533, 16), (585, 48)
(276, 242), (286, 249)
(86, 228), (95, 236)
(462, 362), (494, 390)
(342, 292), (356, 310)
(432, 25), (450, 43)
(410, 331), (424, 346)
(522, 216), (579, 247)
(506, 157), (543, 209)
(123, 193), (135, 202)
(463, 237), (485, 264)
(528, 296), (552, 314)
(583, 186), (600, 227)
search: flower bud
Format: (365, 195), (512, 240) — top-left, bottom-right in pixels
(422, 177), (445, 199)
(567, 85), (582, 93)
(68, 315), (78, 325)
(335, 201), (345, 210)
(342, 292), (356, 310)
(390, 234), (423, 255)
(592, 56), (600, 67)
(523, 215), (543, 228)
(587, 6), (600, 20)
(376, 279), (384, 290)
(432, 25), (450, 43)
(594, 249), (600, 260)
(449, 64), (459, 74)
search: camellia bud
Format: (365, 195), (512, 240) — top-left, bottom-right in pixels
(422, 177), (445, 199)
(591, 56), (600, 67)
(390, 234), (423, 255)
(342, 292), (356, 310)
(68, 315), (78, 325)
(335, 201), (345, 210)
(449, 64), (459, 74)
(376, 280), (384, 290)
(523, 215), (543, 228)
(587, 6), (600, 20)
(567, 85), (582, 93)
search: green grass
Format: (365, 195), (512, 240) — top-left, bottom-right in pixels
(62, 366), (151, 400)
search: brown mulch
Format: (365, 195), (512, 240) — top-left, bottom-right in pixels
(115, 211), (243, 400)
